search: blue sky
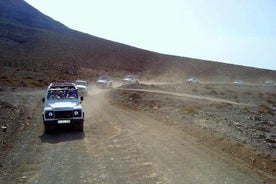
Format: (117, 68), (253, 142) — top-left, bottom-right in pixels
(24, 0), (276, 70)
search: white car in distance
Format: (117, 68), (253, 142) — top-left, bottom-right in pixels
(96, 75), (113, 88)
(186, 77), (200, 84)
(264, 80), (274, 85)
(75, 80), (88, 95)
(233, 80), (244, 85)
(122, 75), (140, 85)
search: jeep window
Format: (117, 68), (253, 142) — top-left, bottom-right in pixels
(47, 89), (78, 99)
(75, 81), (87, 86)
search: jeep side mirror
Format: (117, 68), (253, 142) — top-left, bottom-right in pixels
(80, 96), (84, 101)
(42, 98), (45, 103)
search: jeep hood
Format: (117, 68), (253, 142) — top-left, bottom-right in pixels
(96, 79), (108, 83)
(76, 85), (87, 89)
(46, 101), (81, 110)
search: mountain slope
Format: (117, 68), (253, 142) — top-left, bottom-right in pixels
(0, 0), (275, 86)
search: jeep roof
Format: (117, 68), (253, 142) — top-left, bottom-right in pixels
(48, 82), (77, 89)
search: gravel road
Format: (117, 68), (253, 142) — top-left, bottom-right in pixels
(0, 85), (271, 184)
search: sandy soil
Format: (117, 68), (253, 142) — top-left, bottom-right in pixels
(0, 81), (275, 184)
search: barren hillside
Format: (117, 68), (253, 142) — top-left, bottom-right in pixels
(0, 0), (275, 87)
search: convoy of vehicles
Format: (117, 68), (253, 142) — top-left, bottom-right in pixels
(41, 75), (275, 135)
(41, 75), (143, 134)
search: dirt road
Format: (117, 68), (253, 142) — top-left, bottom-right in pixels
(0, 86), (269, 183)
(118, 87), (253, 106)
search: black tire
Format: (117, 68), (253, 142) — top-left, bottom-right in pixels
(77, 122), (84, 132)
(44, 124), (51, 134)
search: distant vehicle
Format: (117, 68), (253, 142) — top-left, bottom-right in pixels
(264, 80), (274, 85)
(122, 75), (139, 85)
(96, 75), (113, 87)
(233, 80), (244, 85)
(186, 77), (200, 84)
(42, 82), (84, 134)
(75, 80), (88, 95)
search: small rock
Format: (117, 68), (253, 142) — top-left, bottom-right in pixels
(1, 126), (7, 132)
(20, 176), (28, 179)
(153, 106), (159, 110)
(233, 121), (242, 126)
(254, 115), (262, 121)
(265, 136), (276, 143)
(267, 121), (275, 126)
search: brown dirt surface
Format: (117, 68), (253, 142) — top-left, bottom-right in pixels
(112, 81), (276, 179)
(0, 81), (275, 184)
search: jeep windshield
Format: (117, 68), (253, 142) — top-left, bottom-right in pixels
(75, 81), (87, 86)
(98, 76), (110, 81)
(47, 89), (78, 100)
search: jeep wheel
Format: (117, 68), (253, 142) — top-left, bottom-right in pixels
(77, 122), (84, 132)
(44, 124), (51, 134)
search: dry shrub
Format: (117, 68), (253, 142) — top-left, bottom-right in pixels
(29, 80), (45, 87)
(203, 85), (213, 90)
(213, 102), (233, 109)
(243, 91), (252, 95)
(258, 93), (264, 98)
(207, 90), (219, 96)
(192, 88), (198, 93)
(128, 93), (141, 100)
(258, 105), (274, 115)
(266, 99), (274, 104)
(181, 106), (198, 115)
(227, 89), (234, 93)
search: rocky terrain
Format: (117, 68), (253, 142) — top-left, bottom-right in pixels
(0, 80), (275, 183)
(111, 81), (276, 177)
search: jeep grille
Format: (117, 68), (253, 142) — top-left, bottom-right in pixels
(55, 111), (73, 119)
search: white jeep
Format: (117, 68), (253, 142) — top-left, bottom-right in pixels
(42, 82), (84, 134)
(96, 75), (113, 88)
(75, 80), (88, 96)
(122, 75), (139, 85)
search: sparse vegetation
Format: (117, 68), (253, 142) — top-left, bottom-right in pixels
(206, 89), (219, 96)
(258, 105), (274, 115)
(181, 106), (199, 115)
(128, 93), (142, 101)
(243, 91), (252, 95)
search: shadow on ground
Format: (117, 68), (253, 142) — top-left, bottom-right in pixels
(39, 126), (85, 144)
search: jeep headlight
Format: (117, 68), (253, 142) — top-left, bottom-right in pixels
(73, 110), (82, 117)
(45, 111), (54, 119)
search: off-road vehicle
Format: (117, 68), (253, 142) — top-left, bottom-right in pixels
(42, 82), (84, 134)
(122, 75), (139, 85)
(75, 80), (88, 96)
(96, 75), (113, 88)
(186, 77), (200, 84)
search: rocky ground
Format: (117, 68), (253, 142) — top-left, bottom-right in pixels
(111, 82), (276, 177)
(0, 86), (44, 167)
